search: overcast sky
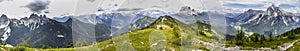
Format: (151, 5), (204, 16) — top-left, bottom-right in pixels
(0, 0), (299, 18)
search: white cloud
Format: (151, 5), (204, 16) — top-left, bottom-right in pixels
(47, 0), (78, 18)
(0, 0), (79, 18)
(98, 0), (188, 13)
(86, 0), (95, 2)
(221, 0), (300, 10)
(73, 0), (102, 16)
(24, 0), (50, 13)
(0, 0), (31, 18)
(2, 0), (300, 19)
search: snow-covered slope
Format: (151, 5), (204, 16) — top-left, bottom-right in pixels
(232, 5), (300, 35)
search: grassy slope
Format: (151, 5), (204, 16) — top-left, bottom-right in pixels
(98, 16), (212, 51)
(0, 16), (215, 51)
(225, 27), (300, 50)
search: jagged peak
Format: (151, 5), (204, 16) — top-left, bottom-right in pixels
(145, 15), (179, 29)
(0, 14), (9, 23)
(28, 13), (49, 20)
(43, 15), (47, 18)
(266, 4), (284, 14)
(29, 13), (39, 19)
(180, 6), (192, 11)
(178, 6), (200, 16)
(267, 5), (280, 10)
(241, 5), (287, 17)
(247, 9), (254, 11)
(20, 17), (29, 20)
(0, 14), (8, 19)
(29, 13), (38, 17)
(65, 17), (76, 23)
(157, 15), (173, 20)
(154, 15), (177, 24)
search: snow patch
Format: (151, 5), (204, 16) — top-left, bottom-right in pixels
(1, 27), (11, 44)
(293, 16), (299, 22)
(140, 42), (144, 44)
(57, 35), (64, 38)
(4, 44), (13, 47)
(151, 42), (158, 47)
(282, 17), (289, 25)
(271, 20), (275, 26)
(274, 12), (278, 17)
(246, 14), (260, 23)
(0, 21), (10, 29)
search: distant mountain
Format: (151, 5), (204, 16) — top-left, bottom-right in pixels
(172, 6), (210, 24)
(52, 16), (72, 22)
(130, 16), (156, 30)
(0, 14), (112, 48)
(0, 14), (9, 28)
(96, 15), (215, 51)
(230, 5), (300, 35)
(0, 6), (216, 48)
(0, 12), (173, 48)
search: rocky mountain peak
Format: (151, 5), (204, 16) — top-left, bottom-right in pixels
(180, 6), (192, 12)
(233, 5), (300, 35)
(29, 14), (48, 20)
(0, 14), (10, 27)
(0, 14), (8, 21)
(266, 4), (284, 16)
(178, 6), (198, 16)
(29, 13), (39, 19)
(154, 16), (177, 24)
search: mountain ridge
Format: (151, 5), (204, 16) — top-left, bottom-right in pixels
(0, 13), (113, 48)
(230, 5), (300, 35)
(95, 15), (214, 51)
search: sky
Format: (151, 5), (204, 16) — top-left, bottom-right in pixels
(222, 0), (300, 9)
(0, 0), (299, 18)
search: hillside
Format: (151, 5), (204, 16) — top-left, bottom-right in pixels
(6, 14), (300, 51)
(229, 5), (300, 36)
(96, 15), (215, 51)
(225, 26), (300, 50)
(0, 15), (218, 51)
(0, 14), (114, 48)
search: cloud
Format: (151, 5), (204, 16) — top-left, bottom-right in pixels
(115, 8), (143, 11)
(86, 0), (95, 2)
(224, 3), (264, 8)
(97, 7), (105, 11)
(222, 0), (300, 9)
(0, 0), (13, 3)
(279, 4), (298, 9)
(24, 0), (50, 13)
(44, 10), (50, 13)
(160, 0), (168, 2)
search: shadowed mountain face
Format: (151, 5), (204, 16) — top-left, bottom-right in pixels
(130, 16), (157, 30)
(227, 5), (300, 35)
(94, 15), (217, 51)
(0, 13), (212, 48)
(0, 14), (112, 48)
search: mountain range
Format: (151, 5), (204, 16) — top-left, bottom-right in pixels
(0, 7), (195, 47)
(0, 14), (113, 48)
(227, 5), (300, 36)
(95, 15), (215, 51)
(1, 5), (300, 48)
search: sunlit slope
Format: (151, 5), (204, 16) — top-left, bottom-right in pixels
(97, 15), (215, 51)
(0, 16), (216, 51)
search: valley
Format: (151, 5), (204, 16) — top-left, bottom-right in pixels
(1, 5), (300, 51)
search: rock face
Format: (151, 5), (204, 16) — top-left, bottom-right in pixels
(0, 12), (166, 48)
(0, 14), (112, 48)
(232, 5), (300, 35)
